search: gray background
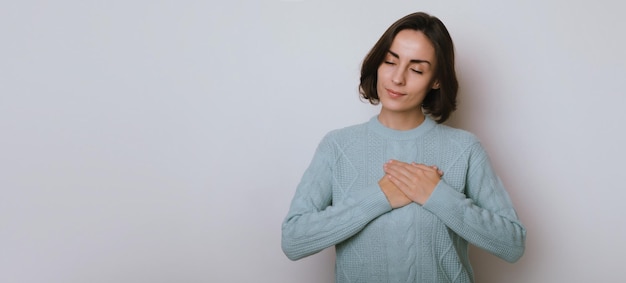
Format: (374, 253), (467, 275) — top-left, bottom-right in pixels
(2, 0), (624, 282)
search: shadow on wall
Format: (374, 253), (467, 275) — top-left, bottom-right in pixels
(444, 58), (532, 283)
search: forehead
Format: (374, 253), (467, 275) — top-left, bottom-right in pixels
(389, 29), (436, 61)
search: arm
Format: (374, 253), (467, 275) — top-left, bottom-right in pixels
(422, 143), (526, 262)
(281, 135), (393, 261)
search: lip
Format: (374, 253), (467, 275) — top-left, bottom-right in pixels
(385, 88), (406, 98)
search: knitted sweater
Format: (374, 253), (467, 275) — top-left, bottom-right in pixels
(281, 116), (526, 283)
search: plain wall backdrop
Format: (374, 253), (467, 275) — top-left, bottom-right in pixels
(2, 0), (625, 282)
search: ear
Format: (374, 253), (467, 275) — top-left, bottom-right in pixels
(432, 80), (440, 90)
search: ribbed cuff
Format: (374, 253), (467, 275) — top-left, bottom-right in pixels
(423, 181), (465, 214)
(358, 183), (393, 218)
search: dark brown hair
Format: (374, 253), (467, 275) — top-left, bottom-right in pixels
(359, 12), (458, 123)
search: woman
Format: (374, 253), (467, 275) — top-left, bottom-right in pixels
(281, 12), (526, 282)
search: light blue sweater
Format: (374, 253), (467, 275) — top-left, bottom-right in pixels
(282, 116), (526, 283)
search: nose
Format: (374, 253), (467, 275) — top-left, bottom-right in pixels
(391, 69), (405, 85)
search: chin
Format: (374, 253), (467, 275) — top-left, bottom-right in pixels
(380, 100), (421, 113)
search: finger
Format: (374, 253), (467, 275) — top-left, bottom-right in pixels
(412, 164), (443, 180)
(384, 162), (415, 187)
(385, 174), (406, 191)
(386, 160), (412, 172)
(388, 160), (413, 169)
(385, 161), (416, 180)
(386, 174), (414, 197)
(387, 160), (419, 177)
(412, 164), (438, 173)
(426, 165), (444, 176)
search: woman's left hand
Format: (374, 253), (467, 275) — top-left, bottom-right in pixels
(383, 160), (443, 205)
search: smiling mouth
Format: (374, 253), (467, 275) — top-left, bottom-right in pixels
(385, 88), (406, 98)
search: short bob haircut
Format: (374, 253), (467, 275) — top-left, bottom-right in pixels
(359, 12), (458, 123)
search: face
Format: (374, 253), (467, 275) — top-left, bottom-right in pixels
(376, 29), (439, 116)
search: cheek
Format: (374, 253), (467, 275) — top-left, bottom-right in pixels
(376, 66), (391, 86)
(402, 82), (428, 98)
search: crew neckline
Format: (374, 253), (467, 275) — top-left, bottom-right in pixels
(368, 115), (436, 140)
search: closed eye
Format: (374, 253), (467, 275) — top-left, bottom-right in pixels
(411, 69), (423, 74)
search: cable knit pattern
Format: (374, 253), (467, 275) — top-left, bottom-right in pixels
(282, 116), (526, 283)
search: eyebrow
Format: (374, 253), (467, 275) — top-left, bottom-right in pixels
(388, 50), (431, 65)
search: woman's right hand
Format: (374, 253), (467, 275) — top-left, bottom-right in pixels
(379, 175), (412, 208)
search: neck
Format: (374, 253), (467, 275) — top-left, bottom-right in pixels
(378, 109), (425, 130)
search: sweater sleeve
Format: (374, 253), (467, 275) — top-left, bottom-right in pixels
(281, 134), (392, 261)
(422, 142), (526, 263)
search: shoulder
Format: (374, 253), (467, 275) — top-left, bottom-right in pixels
(434, 124), (494, 166)
(305, 121), (369, 163)
(433, 124), (480, 146)
(429, 124), (491, 160)
(322, 121), (369, 144)
(311, 121), (370, 157)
